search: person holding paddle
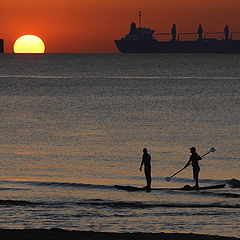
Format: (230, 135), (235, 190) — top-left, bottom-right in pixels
(184, 147), (202, 190)
(165, 147), (215, 183)
(140, 148), (151, 190)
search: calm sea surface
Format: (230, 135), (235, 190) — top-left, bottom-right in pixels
(0, 53), (239, 237)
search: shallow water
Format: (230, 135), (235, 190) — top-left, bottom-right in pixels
(0, 53), (239, 237)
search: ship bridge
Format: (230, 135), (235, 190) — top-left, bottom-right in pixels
(124, 22), (156, 40)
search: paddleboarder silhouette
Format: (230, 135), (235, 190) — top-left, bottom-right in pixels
(184, 147), (202, 190)
(140, 148), (151, 190)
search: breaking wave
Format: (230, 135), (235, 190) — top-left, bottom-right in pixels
(0, 178), (239, 191)
(0, 180), (113, 190)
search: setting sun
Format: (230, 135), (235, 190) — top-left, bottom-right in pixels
(13, 35), (45, 53)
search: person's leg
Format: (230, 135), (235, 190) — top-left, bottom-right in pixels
(145, 168), (151, 189)
(193, 169), (199, 190)
(143, 169), (148, 188)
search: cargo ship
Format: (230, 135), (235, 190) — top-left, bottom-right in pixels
(115, 12), (240, 53)
(0, 39), (3, 53)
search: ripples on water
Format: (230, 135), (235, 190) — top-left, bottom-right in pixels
(0, 54), (239, 237)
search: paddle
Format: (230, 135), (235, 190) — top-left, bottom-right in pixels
(165, 147), (216, 182)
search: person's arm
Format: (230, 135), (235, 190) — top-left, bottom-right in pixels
(184, 158), (192, 168)
(140, 156), (144, 171)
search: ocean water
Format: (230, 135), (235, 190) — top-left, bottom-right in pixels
(0, 53), (239, 237)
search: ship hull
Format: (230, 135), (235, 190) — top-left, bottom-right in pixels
(115, 39), (240, 53)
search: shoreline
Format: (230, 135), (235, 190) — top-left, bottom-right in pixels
(0, 229), (239, 240)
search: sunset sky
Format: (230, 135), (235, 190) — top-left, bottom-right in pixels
(1, 0), (240, 53)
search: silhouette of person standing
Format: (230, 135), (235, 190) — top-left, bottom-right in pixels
(140, 148), (151, 190)
(198, 24), (203, 40)
(171, 24), (177, 41)
(224, 24), (229, 40)
(184, 147), (202, 190)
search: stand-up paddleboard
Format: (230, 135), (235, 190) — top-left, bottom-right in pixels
(115, 184), (226, 192)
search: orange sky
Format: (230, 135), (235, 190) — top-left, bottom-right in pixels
(1, 0), (240, 53)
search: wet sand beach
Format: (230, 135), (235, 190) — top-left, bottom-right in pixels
(0, 229), (239, 240)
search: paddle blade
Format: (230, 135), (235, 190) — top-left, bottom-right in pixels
(166, 177), (171, 182)
(210, 147), (216, 152)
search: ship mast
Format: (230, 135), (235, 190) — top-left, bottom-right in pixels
(139, 11), (142, 29)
